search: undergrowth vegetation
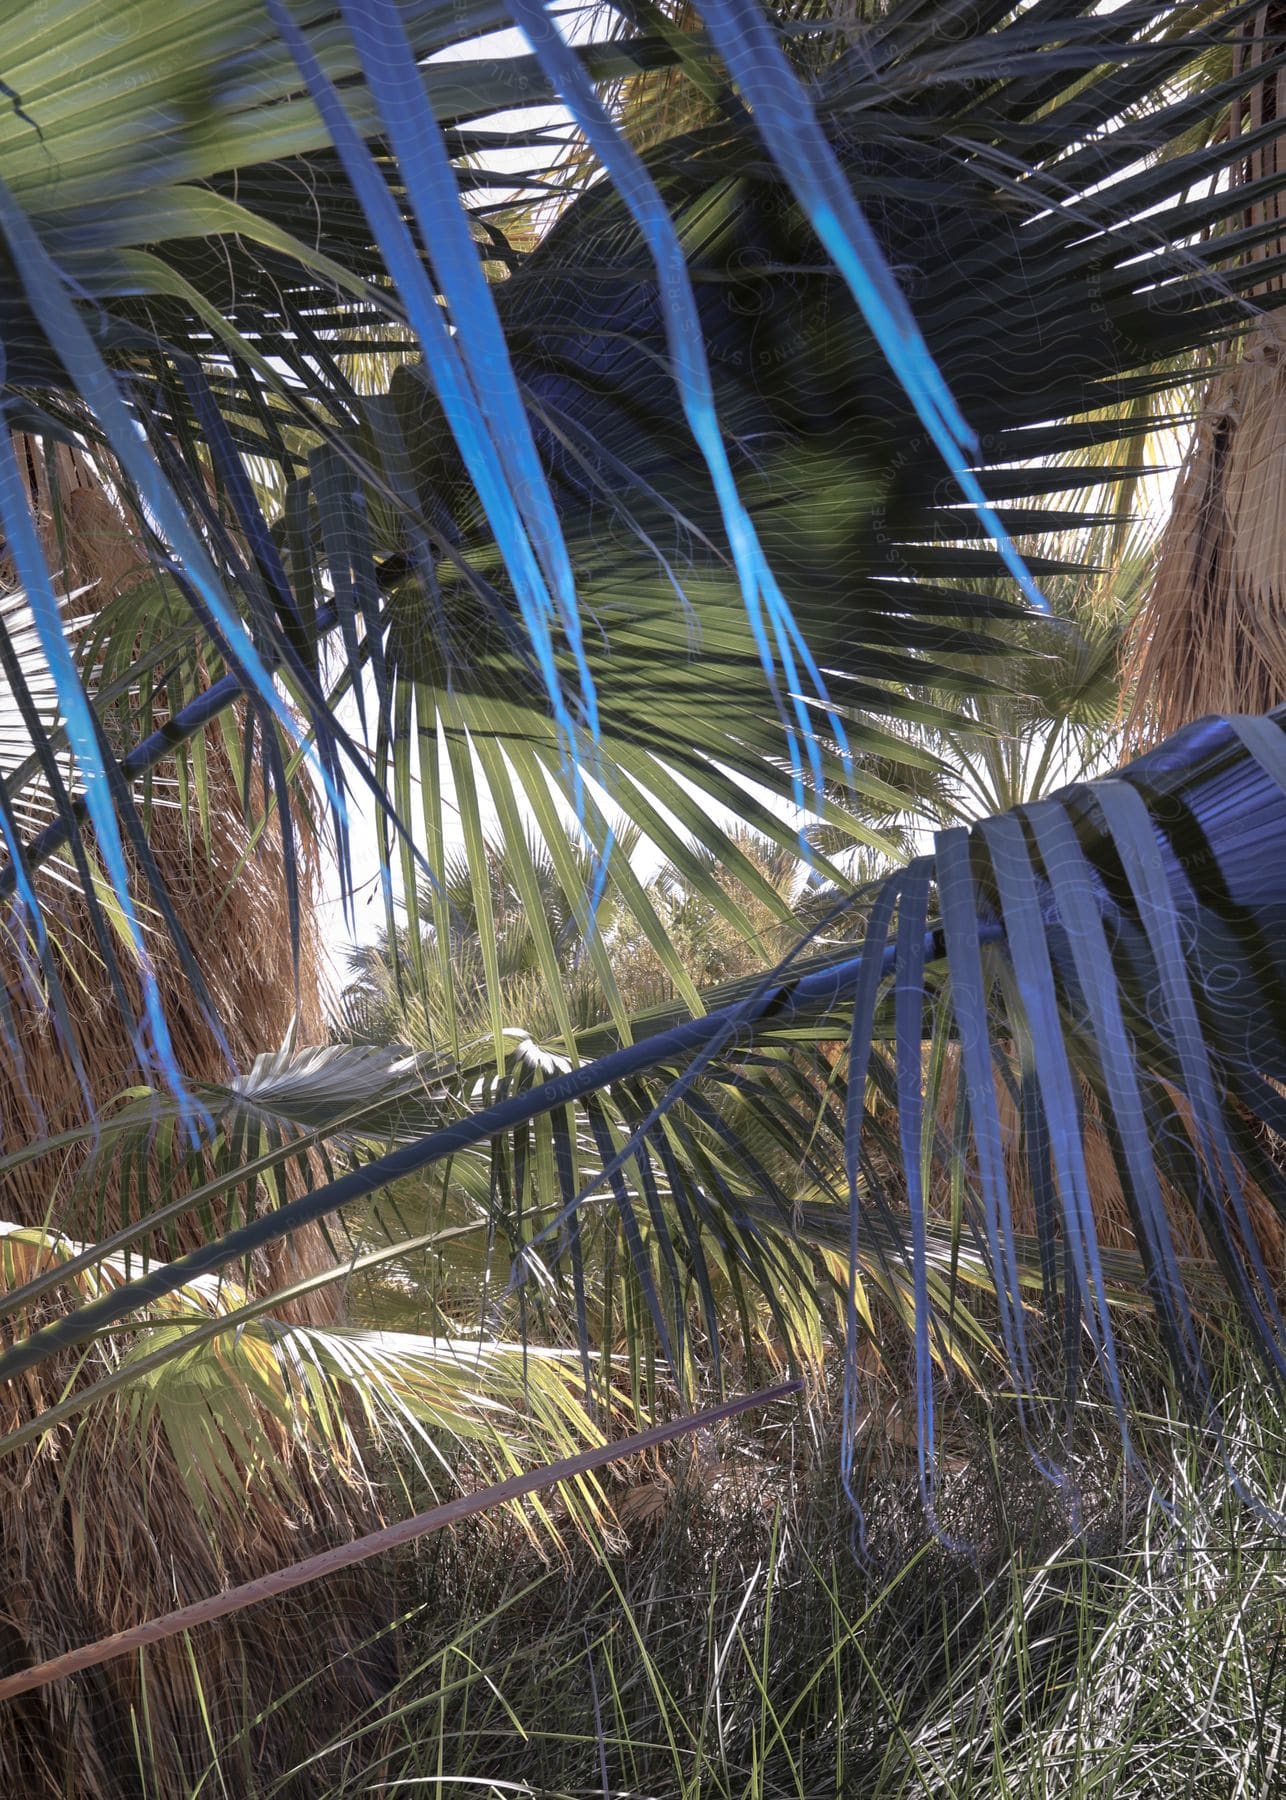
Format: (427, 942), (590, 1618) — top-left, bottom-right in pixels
(172, 1333), (1286, 1800)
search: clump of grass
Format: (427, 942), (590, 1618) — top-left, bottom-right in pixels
(880, 1353), (1286, 1798)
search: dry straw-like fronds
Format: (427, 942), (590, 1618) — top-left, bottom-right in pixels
(1128, 7), (1286, 741)
(933, 1049), (1284, 1289)
(0, 1228), (397, 1798)
(1127, 315), (1286, 740)
(0, 441), (397, 1795)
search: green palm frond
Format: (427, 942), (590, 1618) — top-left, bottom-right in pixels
(0, 1219), (613, 1540)
(6, 706), (1283, 1521)
(0, 0), (1278, 1065)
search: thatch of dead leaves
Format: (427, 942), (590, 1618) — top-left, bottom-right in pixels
(0, 438), (396, 1797)
(0, 1231), (398, 1799)
(1128, 8), (1286, 741)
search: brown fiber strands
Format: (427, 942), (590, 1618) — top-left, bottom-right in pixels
(0, 439), (390, 1797)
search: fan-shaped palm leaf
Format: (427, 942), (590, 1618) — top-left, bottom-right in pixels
(4, 710), (1283, 1533)
(0, 1218), (612, 1537)
(0, 0), (1281, 1074)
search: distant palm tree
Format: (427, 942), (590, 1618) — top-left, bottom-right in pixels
(339, 821), (644, 1046)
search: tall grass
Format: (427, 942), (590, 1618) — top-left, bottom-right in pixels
(178, 1325), (1285, 1799)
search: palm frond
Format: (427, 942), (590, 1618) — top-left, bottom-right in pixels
(3, 710), (1283, 1524)
(0, 1219), (612, 1539)
(1, 0), (1282, 1063)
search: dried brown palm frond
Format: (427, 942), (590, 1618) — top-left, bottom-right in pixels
(0, 1227), (396, 1798)
(1126, 314), (1286, 739)
(932, 1048), (1285, 1278)
(1127, 6), (1286, 742)
(1, 434), (329, 1258)
(0, 1210), (616, 1794)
